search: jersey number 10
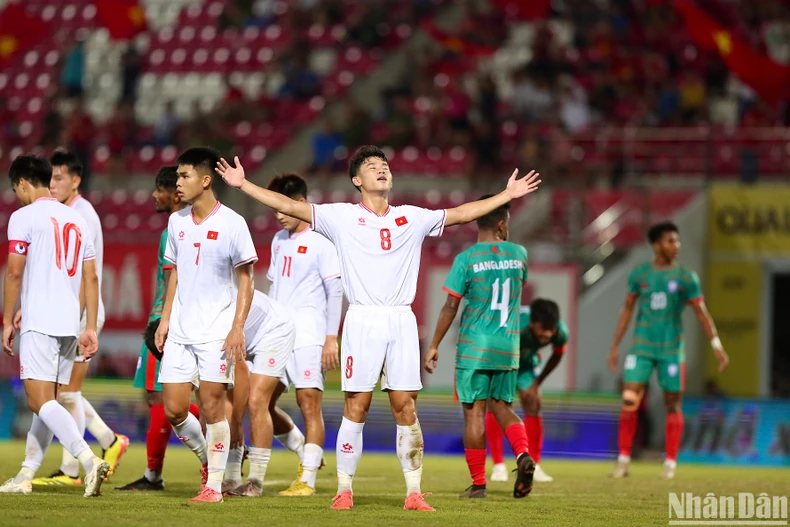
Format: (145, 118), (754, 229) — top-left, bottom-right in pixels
(491, 278), (511, 327)
(50, 217), (83, 277)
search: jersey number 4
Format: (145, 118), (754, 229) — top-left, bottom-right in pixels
(491, 278), (511, 327)
(50, 217), (83, 277)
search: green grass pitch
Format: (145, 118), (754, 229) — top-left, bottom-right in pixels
(0, 442), (786, 527)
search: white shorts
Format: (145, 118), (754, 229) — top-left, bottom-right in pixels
(280, 345), (325, 391)
(341, 305), (422, 393)
(246, 325), (295, 378)
(19, 331), (78, 384)
(158, 339), (233, 387)
(74, 318), (104, 364)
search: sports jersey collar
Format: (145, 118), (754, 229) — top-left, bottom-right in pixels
(191, 200), (221, 225)
(359, 202), (390, 217)
(35, 197), (58, 202)
(289, 226), (310, 240)
(68, 194), (82, 207)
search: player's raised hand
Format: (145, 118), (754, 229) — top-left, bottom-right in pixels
(321, 336), (339, 373)
(505, 169), (541, 200)
(80, 329), (99, 359)
(222, 325), (246, 369)
(155, 319), (169, 353)
(607, 346), (619, 373)
(2, 324), (15, 356)
(714, 347), (729, 372)
(424, 347), (439, 374)
(216, 156), (246, 188)
(12, 310), (21, 329)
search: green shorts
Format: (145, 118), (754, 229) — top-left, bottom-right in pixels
(455, 368), (517, 404)
(623, 353), (685, 393)
(516, 351), (541, 391)
(132, 341), (162, 392)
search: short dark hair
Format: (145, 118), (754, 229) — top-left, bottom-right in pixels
(9, 154), (52, 187)
(49, 151), (83, 177)
(348, 145), (388, 191)
(267, 172), (308, 199)
(647, 222), (679, 244)
(530, 298), (560, 330)
(176, 147), (221, 188)
(476, 194), (511, 230)
(155, 165), (178, 191)
(144, 318), (162, 361)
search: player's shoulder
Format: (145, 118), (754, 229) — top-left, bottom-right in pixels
(677, 263), (699, 280)
(73, 195), (99, 215)
(272, 229), (289, 243)
(170, 207), (192, 223)
(503, 241), (528, 258)
(217, 203), (248, 225)
(557, 319), (570, 338)
(630, 261), (653, 276)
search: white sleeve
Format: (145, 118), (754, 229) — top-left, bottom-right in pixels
(266, 237), (276, 282)
(318, 239), (340, 281)
(420, 208), (447, 238)
(164, 215), (177, 264)
(322, 277), (343, 337)
(82, 220), (96, 261)
(7, 211), (31, 255)
(231, 217), (258, 268)
(310, 203), (341, 243)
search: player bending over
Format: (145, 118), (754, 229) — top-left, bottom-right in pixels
(115, 166), (200, 491)
(217, 145), (541, 511)
(424, 198), (535, 499)
(486, 298), (568, 483)
(607, 222), (728, 480)
(0, 154), (110, 496)
(30, 151), (129, 487)
(155, 147), (257, 503)
(265, 173), (343, 496)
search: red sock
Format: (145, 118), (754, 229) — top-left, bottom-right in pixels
(524, 416), (543, 464)
(665, 412), (683, 462)
(147, 403), (172, 472)
(618, 409), (638, 458)
(485, 411), (505, 464)
(464, 448), (487, 486)
(188, 403), (200, 420)
(504, 423), (529, 459)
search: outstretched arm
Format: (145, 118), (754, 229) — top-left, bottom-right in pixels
(216, 157), (312, 223)
(445, 169), (541, 227)
(691, 300), (729, 372)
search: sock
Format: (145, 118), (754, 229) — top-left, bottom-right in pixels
(173, 412), (207, 465)
(146, 403), (171, 481)
(18, 414), (54, 479)
(301, 443), (323, 488)
(504, 423), (530, 459)
(485, 411), (505, 465)
(58, 391), (84, 478)
(205, 420), (230, 493)
(83, 398), (116, 450)
(618, 409), (638, 458)
(275, 426), (305, 462)
(396, 420), (424, 496)
(37, 400), (95, 472)
(665, 412), (684, 463)
(188, 403), (200, 420)
(225, 446), (244, 483)
(525, 416), (543, 464)
(247, 447), (271, 486)
(464, 448), (487, 486)
(336, 417), (364, 493)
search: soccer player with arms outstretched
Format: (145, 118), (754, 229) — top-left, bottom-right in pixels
(0, 154), (110, 497)
(607, 222), (729, 480)
(154, 147), (257, 503)
(116, 166), (200, 491)
(216, 145), (541, 511)
(30, 151), (129, 488)
(486, 298), (568, 484)
(424, 198), (535, 499)
(265, 173), (342, 496)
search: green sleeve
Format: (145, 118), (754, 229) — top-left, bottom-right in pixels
(684, 269), (703, 303)
(627, 267), (641, 295)
(520, 307), (530, 331)
(159, 229), (170, 268)
(443, 253), (468, 298)
(520, 245), (529, 282)
(553, 320), (569, 351)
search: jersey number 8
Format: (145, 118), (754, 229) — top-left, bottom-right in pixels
(50, 217), (83, 277)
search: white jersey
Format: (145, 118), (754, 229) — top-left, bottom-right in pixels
(244, 289), (293, 350)
(310, 202), (446, 306)
(7, 197), (96, 337)
(267, 228), (340, 348)
(164, 202), (258, 344)
(69, 194), (105, 326)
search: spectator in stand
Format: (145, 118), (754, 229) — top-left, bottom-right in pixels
(61, 39), (86, 99)
(476, 74), (499, 124)
(679, 71), (707, 123)
(121, 46), (141, 104)
(40, 97), (63, 149)
(557, 75), (591, 134)
(0, 97), (18, 147)
(152, 101), (181, 147)
(509, 69), (554, 122)
(345, 3), (386, 48)
(63, 99), (95, 190)
(469, 120), (501, 190)
(309, 118), (344, 178)
(105, 102), (137, 180)
(340, 100), (372, 150)
(444, 76), (472, 145)
(279, 40), (320, 100)
(385, 94), (417, 148)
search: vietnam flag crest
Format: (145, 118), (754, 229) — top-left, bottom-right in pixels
(297, 246), (307, 254)
(207, 231), (219, 240)
(395, 216), (408, 227)
(0, 4), (52, 65)
(95, 0), (148, 40)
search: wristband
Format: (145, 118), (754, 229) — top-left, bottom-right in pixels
(711, 336), (723, 351)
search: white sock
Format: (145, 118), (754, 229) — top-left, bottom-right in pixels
(618, 454), (631, 463)
(301, 443), (322, 488)
(225, 446), (244, 483)
(173, 413), (208, 465)
(37, 400), (95, 473)
(665, 459), (677, 469)
(336, 417), (364, 493)
(275, 427), (305, 462)
(396, 420), (424, 496)
(19, 415), (54, 478)
(83, 398), (116, 449)
(205, 421), (230, 493)
(144, 469), (162, 482)
(247, 447), (271, 486)
(58, 391), (84, 478)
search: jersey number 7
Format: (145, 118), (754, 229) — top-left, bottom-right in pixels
(50, 217), (83, 277)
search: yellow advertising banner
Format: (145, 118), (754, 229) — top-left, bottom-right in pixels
(704, 261), (761, 396)
(709, 185), (790, 254)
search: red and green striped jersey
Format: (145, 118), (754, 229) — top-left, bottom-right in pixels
(627, 262), (703, 357)
(148, 228), (173, 322)
(444, 241), (528, 370)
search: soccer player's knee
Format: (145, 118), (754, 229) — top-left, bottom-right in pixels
(164, 405), (188, 425)
(146, 391), (164, 407)
(622, 389), (642, 411)
(299, 395), (322, 419)
(664, 394), (682, 414)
